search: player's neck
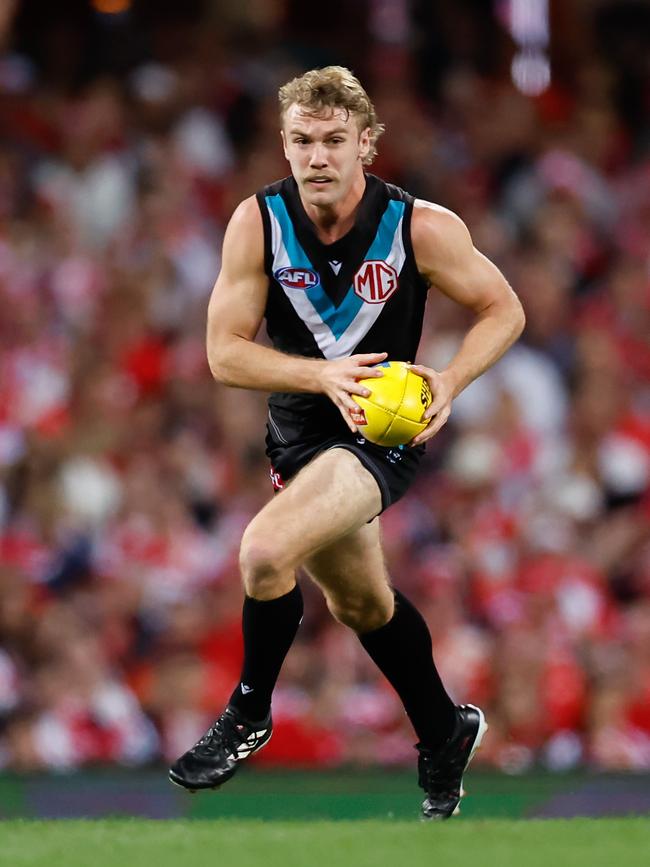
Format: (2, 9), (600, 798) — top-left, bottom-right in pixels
(299, 171), (366, 244)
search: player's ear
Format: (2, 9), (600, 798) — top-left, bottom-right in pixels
(280, 129), (289, 161)
(358, 127), (371, 161)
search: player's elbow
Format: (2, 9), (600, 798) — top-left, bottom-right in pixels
(511, 295), (526, 339)
(481, 290), (525, 343)
(207, 339), (238, 385)
(493, 288), (525, 342)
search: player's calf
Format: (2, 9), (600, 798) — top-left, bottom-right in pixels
(326, 588), (394, 633)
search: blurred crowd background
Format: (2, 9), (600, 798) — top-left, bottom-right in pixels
(0, 0), (649, 775)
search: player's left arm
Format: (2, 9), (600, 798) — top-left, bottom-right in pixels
(408, 201), (526, 445)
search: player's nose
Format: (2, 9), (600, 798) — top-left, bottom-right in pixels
(309, 143), (328, 167)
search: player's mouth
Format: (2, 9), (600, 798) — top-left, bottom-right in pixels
(306, 177), (333, 186)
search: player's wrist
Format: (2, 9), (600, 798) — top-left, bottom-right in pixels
(440, 366), (464, 398)
(298, 358), (328, 394)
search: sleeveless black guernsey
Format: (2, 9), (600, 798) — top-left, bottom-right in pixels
(256, 173), (429, 439)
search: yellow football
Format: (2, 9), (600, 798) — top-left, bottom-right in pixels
(351, 361), (432, 447)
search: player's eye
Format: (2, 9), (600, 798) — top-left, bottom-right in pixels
(329, 138), (344, 144)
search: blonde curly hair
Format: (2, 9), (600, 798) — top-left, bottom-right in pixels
(279, 66), (384, 166)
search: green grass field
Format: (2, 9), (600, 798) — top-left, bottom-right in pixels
(2, 818), (649, 867)
(2, 771), (649, 866)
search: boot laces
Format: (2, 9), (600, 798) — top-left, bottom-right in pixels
(195, 712), (250, 758)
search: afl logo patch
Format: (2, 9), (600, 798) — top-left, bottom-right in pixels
(275, 267), (319, 291)
(353, 260), (399, 304)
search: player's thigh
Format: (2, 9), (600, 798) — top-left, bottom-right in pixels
(241, 447), (382, 573)
(303, 519), (394, 630)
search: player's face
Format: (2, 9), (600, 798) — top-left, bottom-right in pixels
(281, 104), (371, 206)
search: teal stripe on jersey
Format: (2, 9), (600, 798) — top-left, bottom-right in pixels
(267, 194), (357, 340)
(365, 199), (405, 260)
(266, 194), (405, 342)
(266, 193), (313, 272)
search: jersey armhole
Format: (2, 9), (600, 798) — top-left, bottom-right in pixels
(255, 192), (274, 277)
(403, 198), (431, 293)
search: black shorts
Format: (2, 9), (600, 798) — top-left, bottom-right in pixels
(265, 406), (425, 513)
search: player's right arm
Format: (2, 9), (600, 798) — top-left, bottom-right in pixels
(206, 197), (386, 432)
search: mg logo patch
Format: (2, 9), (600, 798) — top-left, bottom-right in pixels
(353, 260), (399, 304)
(275, 267), (319, 291)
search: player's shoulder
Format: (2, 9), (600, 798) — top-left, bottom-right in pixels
(411, 198), (472, 258)
(229, 175), (292, 232)
(412, 199), (468, 234)
(228, 195), (263, 231)
(221, 196), (265, 268)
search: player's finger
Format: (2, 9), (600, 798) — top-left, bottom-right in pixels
(408, 363), (439, 387)
(353, 352), (388, 369)
(429, 412), (449, 435)
(406, 363), (432, 376)
(423, 396), (447, 420)
(336, 402), (357, 432)
(348, 382), (373, 397)
(411, 427), (432, 446)
(411, 366), (442, 392)
(352, 367), (384, 380)
(354, 352), (388, 361)
(416, 409), (450, 442)
(341, 391), (364, 414)
(411, 416), (440, 446)
(424, 422), (447, 441)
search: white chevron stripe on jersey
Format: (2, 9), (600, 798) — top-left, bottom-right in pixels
(266, 204), (408, 360)
(267, 206), (335, 357)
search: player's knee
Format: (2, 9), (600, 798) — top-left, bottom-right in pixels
(239, 526), (291, 598)
(239, 540), (281, 596)
(328, 592), (393, 633)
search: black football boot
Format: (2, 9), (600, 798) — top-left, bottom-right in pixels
(417, 704), (488, 820)
(168, 705), (272, 792)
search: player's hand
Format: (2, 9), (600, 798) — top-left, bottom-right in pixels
(406, 363), (457, 445)
(318, 352), (388, 433)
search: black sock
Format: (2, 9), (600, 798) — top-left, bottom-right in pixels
(228, 583), (303, 721)
(358, 589), (456, 749)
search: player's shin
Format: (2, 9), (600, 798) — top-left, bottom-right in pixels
(228, 582), (304, 721)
